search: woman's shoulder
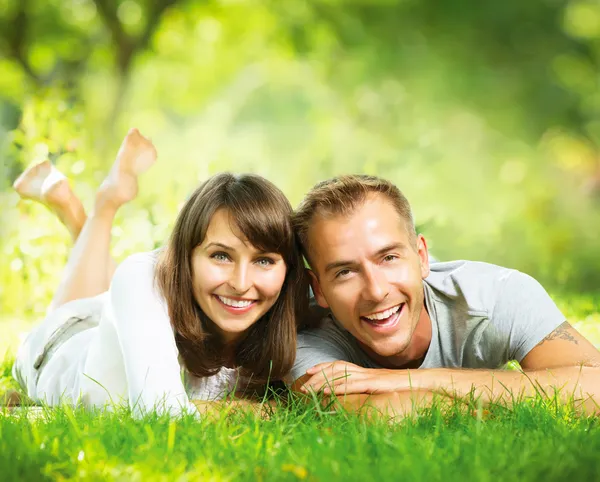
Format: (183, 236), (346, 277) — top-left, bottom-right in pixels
(123, 248), (163, 264)
(116, 249), (164, 274)
(108, 248), (169, 318)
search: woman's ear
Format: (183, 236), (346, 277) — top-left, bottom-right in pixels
(308, 269), (329, 309)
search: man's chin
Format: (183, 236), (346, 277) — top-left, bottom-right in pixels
(360, 335), (411, 360)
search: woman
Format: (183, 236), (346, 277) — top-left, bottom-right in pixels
(12, 129), (308, 416)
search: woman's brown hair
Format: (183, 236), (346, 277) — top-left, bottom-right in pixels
(155, 173), (308, 386)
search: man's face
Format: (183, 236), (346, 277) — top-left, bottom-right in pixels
(307, 194), (430, 360)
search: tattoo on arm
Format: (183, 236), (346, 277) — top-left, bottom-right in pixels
(536, 321), (578, 347)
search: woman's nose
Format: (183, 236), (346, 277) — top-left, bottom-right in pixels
(229, 263), (251, 293)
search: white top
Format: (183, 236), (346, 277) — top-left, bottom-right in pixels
(22, 251), (239, 416)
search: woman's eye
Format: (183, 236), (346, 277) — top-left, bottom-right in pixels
(256, 257), (275, 267)
(211, 252), (230, 262)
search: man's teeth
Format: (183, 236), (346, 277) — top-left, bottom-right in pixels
(217, 296), (254, 308)
(364, 304), (401, 321)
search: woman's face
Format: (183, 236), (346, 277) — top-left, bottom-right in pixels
(191, 208), (288, 343)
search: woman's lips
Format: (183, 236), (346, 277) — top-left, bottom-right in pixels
(213, 295), (258, 315)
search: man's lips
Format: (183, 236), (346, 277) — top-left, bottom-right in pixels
(360, 303), (405, 332)
(361, 302), (404, 321)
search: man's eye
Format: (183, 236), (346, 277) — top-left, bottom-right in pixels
(335, 269), (351, 279)
(211, 252), (230, 262)
(256, 257), (275, 267)
(383, 254), (398, 262)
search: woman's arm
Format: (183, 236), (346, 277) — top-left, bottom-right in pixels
(107, 252), (197, 416)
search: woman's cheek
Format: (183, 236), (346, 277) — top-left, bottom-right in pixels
(269, 264), (288, 296)
(192, 258), (219, 292)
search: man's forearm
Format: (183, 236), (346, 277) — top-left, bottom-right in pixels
(333, 390), (448, 418)
(417, 366), (600, 414)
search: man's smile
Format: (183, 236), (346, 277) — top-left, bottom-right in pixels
(360, 302), (405, 332)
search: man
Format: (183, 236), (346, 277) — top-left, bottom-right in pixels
(290, 175), (600, 415)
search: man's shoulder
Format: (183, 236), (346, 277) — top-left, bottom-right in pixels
(428, 259), (516, 282)
(427, 260), (516, 292)
(298, 314), (348, 344)
(425, 260), (518, 314)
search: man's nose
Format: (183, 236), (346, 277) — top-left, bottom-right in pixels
(229, 263), (251, 293)
(362, 266), (389, 303)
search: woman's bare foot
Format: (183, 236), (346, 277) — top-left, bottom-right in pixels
(13, 160), (87, 239)
(95, 128), (157, 212)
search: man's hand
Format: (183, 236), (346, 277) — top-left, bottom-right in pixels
(300, 361), (425, 395)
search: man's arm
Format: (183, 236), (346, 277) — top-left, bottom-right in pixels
(432, 321), (600, 410)
(297, 322), (600, 415)
(291, 375), (446, 417)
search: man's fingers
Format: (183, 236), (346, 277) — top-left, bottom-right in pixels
(302, 371), (370, 393)
(301, 373), (350, 393)
(306, 361), (361, 375)
(306, 362), (335, 375)
(304, 367), (356, 389)
(325, 381), (373, 395)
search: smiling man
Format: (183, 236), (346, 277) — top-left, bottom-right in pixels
(290, 175), (600, 416)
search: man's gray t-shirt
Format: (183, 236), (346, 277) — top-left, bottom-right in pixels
(291, 261), (566, 381)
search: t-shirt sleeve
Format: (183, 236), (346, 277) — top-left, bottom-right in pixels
(290, 320), (356, 382)
(492, 271), (566, 363)
(107, 252), (197, 417)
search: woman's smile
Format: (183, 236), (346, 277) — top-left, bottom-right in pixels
(214, 294), (259, 314)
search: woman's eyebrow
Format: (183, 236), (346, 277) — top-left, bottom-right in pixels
(257, 250), (282, 257)
(204, 242), (234, 251)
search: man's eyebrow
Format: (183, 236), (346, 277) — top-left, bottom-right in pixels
(323, 242), (409, 273)
(375, 242), (409, 256)
(324, 259), (356, 274)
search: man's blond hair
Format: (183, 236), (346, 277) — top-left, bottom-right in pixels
(293, 175), (416, 267)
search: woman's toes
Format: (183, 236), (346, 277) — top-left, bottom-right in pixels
(116, 128), (157, 176)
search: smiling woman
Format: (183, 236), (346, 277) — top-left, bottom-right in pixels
(156, 170), (308, 386)
(11, 129), (309, 416)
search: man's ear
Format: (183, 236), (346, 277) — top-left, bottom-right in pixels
(308, 269), (329, 309)
(416, 234), (430, 279)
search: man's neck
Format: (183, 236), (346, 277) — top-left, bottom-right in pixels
(360, 303), (432, 369)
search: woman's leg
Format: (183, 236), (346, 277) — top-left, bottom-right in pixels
(14, 161), (121, 286)
(15, 128), (157, 312)
(48, 128), (157, 311)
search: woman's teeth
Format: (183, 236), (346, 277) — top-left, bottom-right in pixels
(217, 296), (254, 308)
(363, 304), (402, 321)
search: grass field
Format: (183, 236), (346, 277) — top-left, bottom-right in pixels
(2, 382), (600, 481)
(1, 294), (600, 481)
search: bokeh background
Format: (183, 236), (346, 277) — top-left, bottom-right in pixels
(1, 0), (600, 353)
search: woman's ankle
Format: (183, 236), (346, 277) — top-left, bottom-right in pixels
(90, 195), (121, 221)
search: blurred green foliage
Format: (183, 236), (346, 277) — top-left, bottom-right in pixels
(1, 0), (600, 324)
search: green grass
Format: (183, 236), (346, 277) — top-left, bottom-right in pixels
(2, 294), (600, 481)
(2, 387), (600, 481)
